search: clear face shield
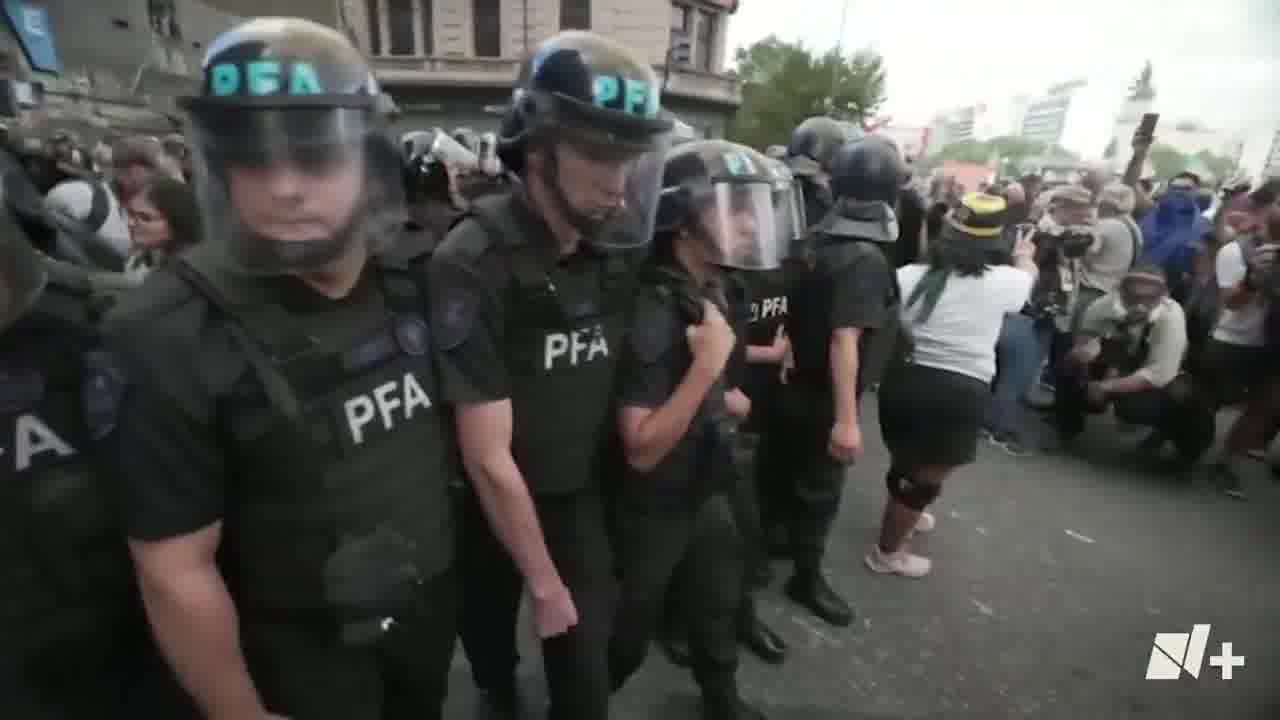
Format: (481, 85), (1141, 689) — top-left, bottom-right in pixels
(188, 106), (405, 275)
(477, 132), (502, 177)
(693, 181), (784, 271)
(549, 135), (671, 249)
(771, 173), (807, 244)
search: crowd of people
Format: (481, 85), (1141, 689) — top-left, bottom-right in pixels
(1, 14), (1275, 720)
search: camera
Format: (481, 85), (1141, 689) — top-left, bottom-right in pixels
(1033, 225), (1094, 259)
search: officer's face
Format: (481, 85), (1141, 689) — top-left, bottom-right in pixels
(227, 156), (362, 243)
(551, 142), (631, 220)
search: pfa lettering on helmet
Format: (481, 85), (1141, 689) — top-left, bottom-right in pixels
(543, 323), (610, 371)
(591, 75), (658, 118)
(724, 150), (758, 177)
(209, 60), (324, 98)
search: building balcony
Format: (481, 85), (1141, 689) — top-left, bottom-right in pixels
(371, 55), (521, 88)
(659, 66), (742, 108)
(370, 55), (741, 108)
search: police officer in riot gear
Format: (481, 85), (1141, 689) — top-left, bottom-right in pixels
(786, 116), (853, 227)
(428, 31), (671, 720)
(104, 18), (459, 720)
(394, 128), (462, 262)
(611, 139), (778, 720)
(783, 135), (906, 626)
(0, 199), (192, 717)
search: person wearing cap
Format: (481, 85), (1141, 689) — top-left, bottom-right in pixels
(1057, 263), (1212, 466)
(1077, 183), (1143, 319)
(427, 31), (671, 720)
(103, 18), (461, 719)
(872, 193), (1036, 577)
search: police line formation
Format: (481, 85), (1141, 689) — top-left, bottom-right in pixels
(6, 13), (1268, 720)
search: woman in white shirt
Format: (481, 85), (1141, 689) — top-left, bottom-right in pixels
(868, 193), (1037, 578)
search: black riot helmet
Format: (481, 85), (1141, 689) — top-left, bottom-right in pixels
(786, 116), (847, 177)
(178, 17), (404, 275)
(829, 135), (906, 205)
(655, 140), (784, 270)
(498, 31), (673, 247)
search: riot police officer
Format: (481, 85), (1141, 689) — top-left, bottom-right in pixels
(427, 31), (671, 720)
(782, 135), (906, 626)
(785, 116), (851, 228)
(610, 139), (778, 720)
(0, 206), (191, 717)
(393, 128), (462, 263)
(104, 19), (459, 720)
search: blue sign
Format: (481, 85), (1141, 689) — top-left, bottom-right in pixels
(3, 1), (61, 74)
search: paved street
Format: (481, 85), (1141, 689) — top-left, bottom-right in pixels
(443, 398), (1280, 720)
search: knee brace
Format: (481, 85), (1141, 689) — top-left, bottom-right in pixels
(886, 469), (941, 511)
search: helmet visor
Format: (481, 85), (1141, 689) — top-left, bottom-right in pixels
(555, 135), (670, 249)
(774, 179), (807, 243)
(697, 182), (783, 270)
(188, 107), (405, 275)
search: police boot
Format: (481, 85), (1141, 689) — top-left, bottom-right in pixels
(785, 567), (853, 627)
(658, 625), (693, 668)
(737, 596), (786, 664)
(702, 685), (767, 720)
(474, 685), (519, 720)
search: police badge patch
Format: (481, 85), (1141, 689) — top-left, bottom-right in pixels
(394, 314), (431, 357)
(433, 288), (478, 351)
(82, 351), (126, 440)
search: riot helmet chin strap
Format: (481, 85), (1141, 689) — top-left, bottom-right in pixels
(538, 139), (617, 242)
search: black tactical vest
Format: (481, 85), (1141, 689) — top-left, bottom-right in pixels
(463, 195), (635, 496)
(0, 279), (136, 673)
(171, 249), (455, 618)
(788, 233), (904, 407)
(731, 268), (790, 411)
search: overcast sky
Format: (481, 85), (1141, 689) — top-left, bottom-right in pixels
(726, 0), (1280, 170)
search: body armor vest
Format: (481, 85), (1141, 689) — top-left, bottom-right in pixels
(463, 195), (635, 495)
(171, 248), (455, 618)
(1, 279), (136, 674)
(789, 233), (904, 411)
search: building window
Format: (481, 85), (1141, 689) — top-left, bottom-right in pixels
(419, 0), (434, 55)
(387, 0), (415, 56)
(561, 0), (590, 30)
(473, 0), (500, 57)
(365, 0), (382, 55)
(696, 10), (716, 71)
(671, 3), (690, 31)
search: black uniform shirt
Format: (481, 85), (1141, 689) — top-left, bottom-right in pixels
(104, 263), (390, 541)
(617, 264), (728, 501)
(792, 238), (892, 390)
(427, 192), (609, 406)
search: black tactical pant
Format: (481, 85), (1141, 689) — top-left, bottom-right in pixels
(753, 392), (802, 553)
(460, 490), (614, 720)
(661, 431), (768, 632)
(780, 384), (851, 572)
(241, 571), (458, 720)
(610, 493), (743, 695)
(1057, 363), (1216, 462)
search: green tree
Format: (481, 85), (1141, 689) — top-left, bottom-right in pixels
(727, 35), (887, 150)
(1194, 149), (1237, 183)
(1149, 143), (1187, 179)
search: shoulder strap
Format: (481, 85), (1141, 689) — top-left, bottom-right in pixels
(171, 251), (316, 419)
(86, 182), (110, 232)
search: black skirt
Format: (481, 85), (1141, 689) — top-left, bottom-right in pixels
(879, 361), (990, 467)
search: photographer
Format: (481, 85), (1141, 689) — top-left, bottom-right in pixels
(1056, 265), (1213, 466)
(1025, 186), (1098, 405)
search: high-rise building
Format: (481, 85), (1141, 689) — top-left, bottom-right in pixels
(200, 0), (744, 137)
(1019, 79), (1086, 148)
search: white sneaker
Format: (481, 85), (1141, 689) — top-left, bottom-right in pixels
(865, 546), (932, 578)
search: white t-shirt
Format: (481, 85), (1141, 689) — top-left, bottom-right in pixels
(898, 264), (1035, 383)
(44, 180), (131, 257)
(1212, 241), (1266, 347)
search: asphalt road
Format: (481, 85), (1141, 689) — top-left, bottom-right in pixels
(442, 399), (1280, 720)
